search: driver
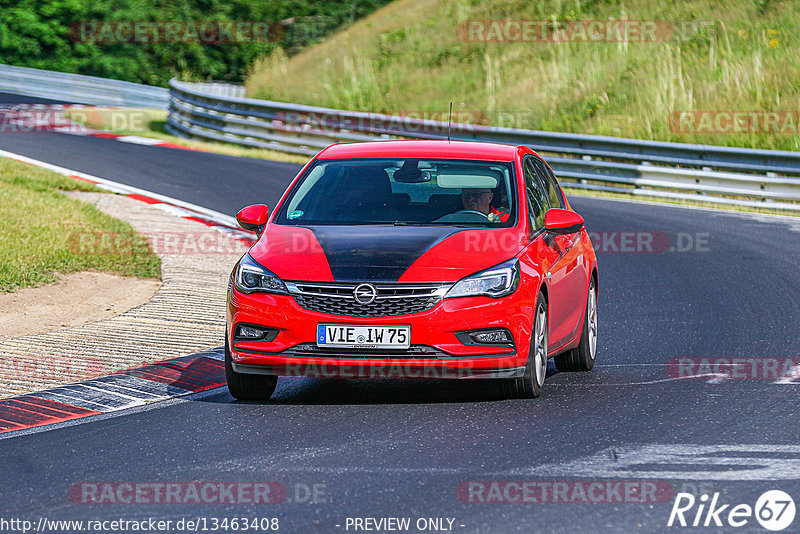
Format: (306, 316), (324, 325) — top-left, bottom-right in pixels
(460, 188), (509, 222)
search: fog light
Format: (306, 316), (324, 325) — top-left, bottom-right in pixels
(234, 324), (278, 342)
(455, 328), (514, 347)
(237, 325), (264, 339)
(471, 330), (511, 343)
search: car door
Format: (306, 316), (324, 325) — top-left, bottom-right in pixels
(520, 157), (564, 354)
(532, 157), (588, 348)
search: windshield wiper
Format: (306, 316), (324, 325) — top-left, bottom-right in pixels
(391, 221), (489, 227)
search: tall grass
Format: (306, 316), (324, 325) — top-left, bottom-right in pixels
(246, 0), (800, 151)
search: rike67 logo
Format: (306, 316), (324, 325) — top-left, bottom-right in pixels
(668, 490), (796, 531)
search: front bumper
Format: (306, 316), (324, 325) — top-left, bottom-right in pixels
(227, 285), (535, 379)
(231, 361), (526, 379)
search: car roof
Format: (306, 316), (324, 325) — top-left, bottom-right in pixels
(317, 140), (523, 161)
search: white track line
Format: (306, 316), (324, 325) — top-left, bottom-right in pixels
(0, 148), (239, 229)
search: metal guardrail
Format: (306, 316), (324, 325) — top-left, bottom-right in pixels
(173, 81), (245, 99)
(0, 65), (796, 211)
(164, 78), (797, 212)
(0, 64), (169, 108)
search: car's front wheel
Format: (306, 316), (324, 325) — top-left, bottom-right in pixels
(225, 335), (278, 401)
(555, 277), (597, 372)
(504, 292), (548, 398)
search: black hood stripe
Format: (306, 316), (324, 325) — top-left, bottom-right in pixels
(308, 226), (463, 282)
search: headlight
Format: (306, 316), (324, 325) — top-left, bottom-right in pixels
(234, 254), (288, 294)
(445, 258), (520, 299)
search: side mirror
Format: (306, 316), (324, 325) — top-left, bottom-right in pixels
(236, 204), (269, 236)
(544, 208), (584, 235)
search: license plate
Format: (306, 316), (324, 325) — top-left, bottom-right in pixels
(316, 325), (410, 349)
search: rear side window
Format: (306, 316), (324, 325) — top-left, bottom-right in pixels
(533, 159), (564, 209)
(523, 158), (547, 231)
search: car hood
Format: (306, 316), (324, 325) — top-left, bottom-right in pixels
(248, 224), (526, 283)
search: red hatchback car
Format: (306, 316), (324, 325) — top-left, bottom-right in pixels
(226, 141), (598, 400)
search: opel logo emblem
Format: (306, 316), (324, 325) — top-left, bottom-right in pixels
(353, 283), (377, 305)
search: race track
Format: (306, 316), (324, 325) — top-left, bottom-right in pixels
(1, 122), (799, 532)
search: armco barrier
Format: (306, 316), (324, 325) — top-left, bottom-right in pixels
(0, 64), (169, 108)
(166, 79), (800, 212)
(1, 64), (797, 212)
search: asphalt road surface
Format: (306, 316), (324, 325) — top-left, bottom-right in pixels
(2, 124), (800, 533)
(0, 91), (72, 105)
(0, 130), (300, 216)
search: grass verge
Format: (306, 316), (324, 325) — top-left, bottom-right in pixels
(0, 157), (161, 292)
(245, 0), (800, 152)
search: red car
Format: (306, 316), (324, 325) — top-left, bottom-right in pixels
(226, 141), (598, 399)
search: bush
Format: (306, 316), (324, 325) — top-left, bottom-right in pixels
(0, 0), (392, 86)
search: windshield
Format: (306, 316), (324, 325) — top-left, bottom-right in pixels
(276, 158), (517, 226)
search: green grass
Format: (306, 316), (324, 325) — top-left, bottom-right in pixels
(0, 158), (161, 292)
(245, 0), (800, 152)
(65, 108), (309, 164)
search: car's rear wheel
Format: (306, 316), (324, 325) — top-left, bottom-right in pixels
(225, 335), (278, 400)
(504, 293), (548, 398)
(555, 277), (597, 372)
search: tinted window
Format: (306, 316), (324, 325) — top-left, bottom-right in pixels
(276, 158), (516, 226)
(523, 158), (547, 231)
(533, 159), (564, 209)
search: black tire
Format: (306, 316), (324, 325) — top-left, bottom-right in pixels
(225, 335), (278, 401)
(554, 276), (597, 372)
(504, 293), (548, 398)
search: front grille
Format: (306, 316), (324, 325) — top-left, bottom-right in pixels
(293, 294), (439, 316)
(286, 281), (450, 317)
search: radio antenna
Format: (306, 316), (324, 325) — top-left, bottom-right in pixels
(447, 101), (453, 143)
